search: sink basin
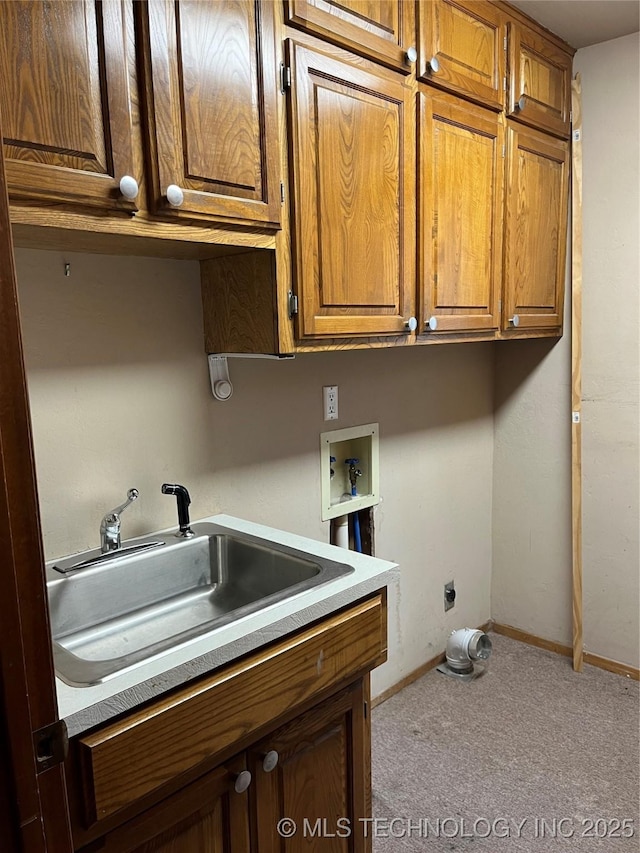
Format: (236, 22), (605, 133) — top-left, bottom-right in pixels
(46, 523), (353, 687)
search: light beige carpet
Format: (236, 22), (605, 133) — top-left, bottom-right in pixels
(371, 633), (639, 851)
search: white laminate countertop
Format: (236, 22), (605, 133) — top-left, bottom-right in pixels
(54, 514), (398, 737)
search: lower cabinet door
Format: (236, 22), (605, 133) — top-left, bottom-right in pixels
(249, 680), (370, 852)
(81, 756), (251, 853)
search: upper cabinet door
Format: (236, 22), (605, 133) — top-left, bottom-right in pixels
(286, 41), (415, 340)
(503, 122), (569, 333)
(0, 0), (138, 212)
(507, 22), (572, 138)
(285, 0), (416, 73)
(419, 90), (503, 334)
(418, 0), (505, 111)
(142, 1), (281, 228)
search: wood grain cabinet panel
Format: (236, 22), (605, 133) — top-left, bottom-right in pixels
(419, 90), (503, 333)
(507, 22), (572, 138)
(285, 0), (416, 73)
(502, 121), (569, 333)
(286, 41), (415, 339)
(250, 682), (369, 853)
(0, 0), (138, 212)
(141, 0), (281, 227)
(79, 757), (251, 853)
(418, 0), (506, 110)
(77, 594), (385, 824)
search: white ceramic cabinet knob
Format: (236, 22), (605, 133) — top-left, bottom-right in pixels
(405, 316), (418, 332)
(426, 316), (438, 331)
(514, 95), (526, 112)
(508, 314), (520, 327)
(119, 175), (139, 200)
(427, 56), (440, 74)
(166, 184), (185, 207)
(233, 770), (252, 794)
(406, 46), (418, 64)
(262, 750), (279, 773)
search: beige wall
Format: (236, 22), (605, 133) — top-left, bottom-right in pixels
(492, 33), (640, 668)
(575, 33), (639, 667)
(15, 248), (494, 697)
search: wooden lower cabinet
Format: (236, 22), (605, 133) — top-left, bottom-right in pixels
(78, 681), (369, 853)
(250, 681), (369, 853)
(79, 756), (251, 853)
(71, 593), (386, 852)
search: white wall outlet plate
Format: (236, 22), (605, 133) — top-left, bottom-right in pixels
(323, 385), (338, 420)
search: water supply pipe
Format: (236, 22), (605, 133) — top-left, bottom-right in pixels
(345, 458), (363, 553)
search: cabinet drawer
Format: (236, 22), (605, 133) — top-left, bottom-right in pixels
(78, 592), (386, 824)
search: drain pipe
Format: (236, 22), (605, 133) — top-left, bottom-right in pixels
(332, 514), (349, 549)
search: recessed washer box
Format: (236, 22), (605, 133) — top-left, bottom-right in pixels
(320, 423), (379, 521)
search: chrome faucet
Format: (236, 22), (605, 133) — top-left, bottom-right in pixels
(100, 488), (138, 553)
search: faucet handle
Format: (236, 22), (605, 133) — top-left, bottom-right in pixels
(100, 488), (138, 553)
(107, 488), (139, 521)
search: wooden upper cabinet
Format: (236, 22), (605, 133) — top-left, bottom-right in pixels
(285, 0), (416, 73)
(418, 0), (506, 111)
(419, 90), (503, 334)
(286, 41), (415, 339)
(507, 22), (572, 138)
(0, 0), (138, 212)
(141, 0), (281, 228)
(503, 121), (569, 333)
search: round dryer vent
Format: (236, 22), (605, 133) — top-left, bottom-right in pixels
(437, 628), (492, 681)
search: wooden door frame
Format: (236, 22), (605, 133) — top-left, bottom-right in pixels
(0, 116), (73, 851)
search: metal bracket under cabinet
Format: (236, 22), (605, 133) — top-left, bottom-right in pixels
(207, 353), (295, 401)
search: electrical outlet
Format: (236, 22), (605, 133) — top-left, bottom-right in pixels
(444, 580), (456, 612)
(323, 385), (338, 420)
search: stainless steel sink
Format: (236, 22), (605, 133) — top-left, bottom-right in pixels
(46, 523), (353, 687)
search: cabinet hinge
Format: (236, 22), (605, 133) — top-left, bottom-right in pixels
(280, 181), (285, 204)
(280, 63), (291, 93)
(288, 290), (298, 319)
(570, 110), (573, 124)
(502, 144), (505, 158)
(33, 719), (68, 773)
(503, 76), (507, 91)
(498, 299), (502, 314)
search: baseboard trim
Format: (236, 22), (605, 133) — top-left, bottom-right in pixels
(492, 623), (640, 681)
(371, 620), (493, 709)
